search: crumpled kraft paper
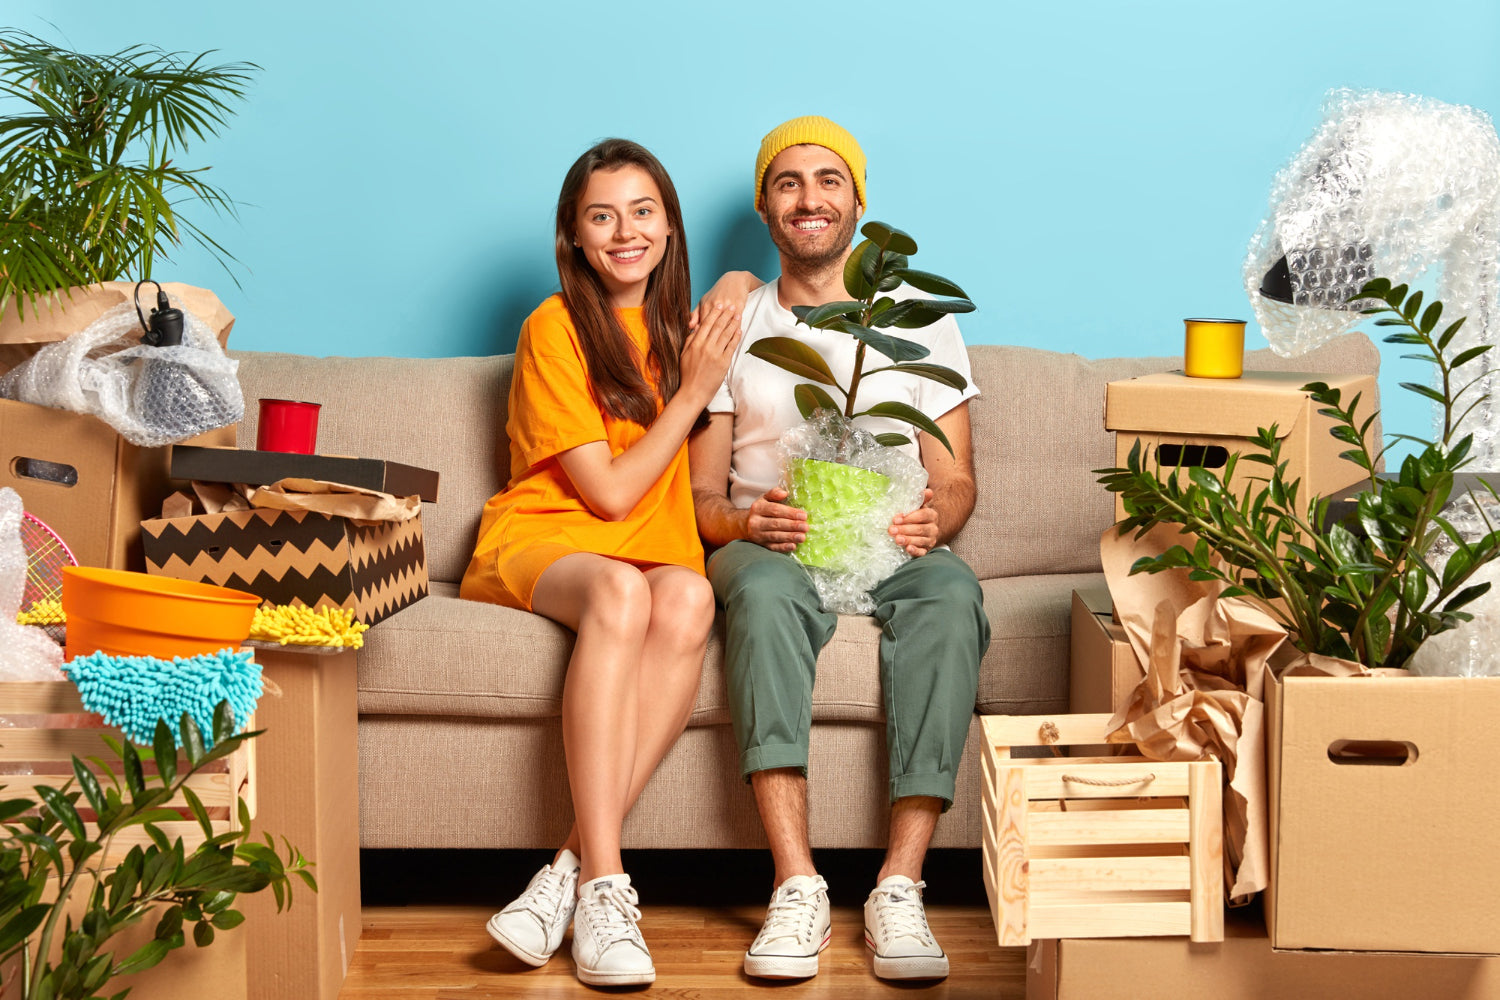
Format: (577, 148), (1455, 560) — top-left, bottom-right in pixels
(1099, 523), (1363, 903)
(190, 478), (420, 523)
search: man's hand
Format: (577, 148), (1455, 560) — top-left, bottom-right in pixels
(746, 487), (808, 552)
(890, 488), (939, 557)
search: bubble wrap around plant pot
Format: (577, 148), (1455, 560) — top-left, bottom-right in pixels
(0, 487), (65, 682)
(0, 298), (243, 447)
(778, 411), (928, 614)
(1244, 88), (1500, 465)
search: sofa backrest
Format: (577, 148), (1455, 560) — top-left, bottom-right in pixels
(232, 331), (1379, 585)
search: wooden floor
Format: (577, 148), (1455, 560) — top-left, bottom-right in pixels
(341, 902), (1025, 998)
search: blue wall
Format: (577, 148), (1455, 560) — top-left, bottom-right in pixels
(13, 1), (1500, 450)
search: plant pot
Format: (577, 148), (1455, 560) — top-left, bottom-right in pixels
(786, 458), (891, 570)
(61, 566), (260, 660)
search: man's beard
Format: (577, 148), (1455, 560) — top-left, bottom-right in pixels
(769, 207), (860, 282)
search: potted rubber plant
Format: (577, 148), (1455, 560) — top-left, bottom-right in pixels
(0, 704), (313, 1000)
(747, 221), (974, 571)
(0, 30), (257, 318)
(1098, 278), (1499, 672)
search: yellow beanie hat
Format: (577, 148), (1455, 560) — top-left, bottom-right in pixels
(754, 115), (867, 212)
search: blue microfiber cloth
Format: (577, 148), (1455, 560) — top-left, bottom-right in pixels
(62, 648), (262, 746)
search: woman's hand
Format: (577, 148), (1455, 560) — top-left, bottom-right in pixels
(689, 271), (762, 331)
(679, 301), (741, 407)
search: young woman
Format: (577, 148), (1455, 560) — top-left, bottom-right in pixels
(459, 139), (742, 987)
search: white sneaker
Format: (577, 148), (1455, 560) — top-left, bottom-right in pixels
(485, 849), (580, 966)
(743, 874), (832, 979)
(864, 875), (949, 980)
(571, 874), (655, 986)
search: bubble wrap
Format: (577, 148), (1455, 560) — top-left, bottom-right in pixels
(1244, 89), (1500, 463)
(1411, 489), (1500, 677)
(778, 411), (928, 614)
(0, 298), (243, 447)
(0, 487), (65, 683)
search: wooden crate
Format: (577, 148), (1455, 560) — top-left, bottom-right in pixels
(981, 713), (1223, 946)
(0, 679), (255, 864)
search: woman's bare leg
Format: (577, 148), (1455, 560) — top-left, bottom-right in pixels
(550, 565), (715, 865)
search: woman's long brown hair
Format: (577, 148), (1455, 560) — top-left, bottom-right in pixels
(554, 139), (691, 426)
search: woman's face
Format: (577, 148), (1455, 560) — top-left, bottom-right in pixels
(573, 164), (671, 308)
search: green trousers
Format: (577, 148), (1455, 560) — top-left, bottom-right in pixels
(707, 540), (990, 807)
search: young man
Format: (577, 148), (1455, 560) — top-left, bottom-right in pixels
(689, 116), (990, 982)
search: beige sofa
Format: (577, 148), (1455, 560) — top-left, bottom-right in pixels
(231, 332), (1378, 851)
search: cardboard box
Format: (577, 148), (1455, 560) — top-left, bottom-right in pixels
(1069, 587), (1143, 745)
(242, 647), (362, 1000)
(0, 282), (237, 571)
(1265, 668), (1500, 955)
(171, 445), (440, 502)
(1105, 370), (1377, 522)
(1028, 906), (1500, 1000)
(1, 399), (234, 570)
(140, 506), (427, 625)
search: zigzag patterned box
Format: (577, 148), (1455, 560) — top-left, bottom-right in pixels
(140, 508), (428, 625)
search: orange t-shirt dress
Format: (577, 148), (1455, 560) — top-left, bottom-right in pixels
(459, 295), (705, 611)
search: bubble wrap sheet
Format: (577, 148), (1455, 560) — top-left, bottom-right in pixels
(0, 298), (243, 447)
(1244, 88), (1500, 463)
(0, 487), (64, 682)
(778, 411), (928, 615)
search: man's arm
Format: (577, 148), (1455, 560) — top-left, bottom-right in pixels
(888, 401), (977, 556)
(689, 413), (808, 552)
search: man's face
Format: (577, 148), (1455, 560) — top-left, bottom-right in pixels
(758, 144), (862, 270)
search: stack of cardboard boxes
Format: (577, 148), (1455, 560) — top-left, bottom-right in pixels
(1039, 370), (1500, 998)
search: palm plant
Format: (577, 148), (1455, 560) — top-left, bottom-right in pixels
(747, 221), (973, 457)
(1099, 278), (1499, 672)
(0, 31), (257, 318)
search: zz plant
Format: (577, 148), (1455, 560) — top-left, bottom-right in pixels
(1099, 278), (1499, 672)
(0, 31), (257, 318)
(747, 221), (974, 456)
(0, 703), (313, 1000)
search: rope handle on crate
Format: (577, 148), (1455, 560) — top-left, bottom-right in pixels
(1060, 772), (1156, 787)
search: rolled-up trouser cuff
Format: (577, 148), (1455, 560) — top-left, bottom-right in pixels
(891, 771), (957, 811)
(741, 742), (809, 780)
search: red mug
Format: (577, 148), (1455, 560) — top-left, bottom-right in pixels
(257, 398), (321, 454)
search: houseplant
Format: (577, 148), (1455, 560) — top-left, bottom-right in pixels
(0, 31), (257, 318)
(0, 704), (313, 1000)
(1099, 278), (1499, 672)
(746, 221), (974, 572)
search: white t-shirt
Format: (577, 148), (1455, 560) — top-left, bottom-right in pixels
(709, 278), (981, 509)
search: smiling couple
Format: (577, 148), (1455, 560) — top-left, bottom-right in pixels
(459, 116), (990, 989)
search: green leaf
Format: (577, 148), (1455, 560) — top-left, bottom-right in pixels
(36, 785), (86, 842)
(793, 383), (839, 419)
(857, 401), (953, 455)
(791, 299), (864, 328)
(829, 320), (930, 362)
(72, 757), (106, 816)
(887, 298), (976, 328)
(213, 701), (236, 745)
(873, 432), (911, 447)
(210, 909), (245, 930)
(843, 239), (877, 299)
(1438, 316), (1467, 350)
(180, 713), (207, 766)
(876, 363), (968, 391)
(0, 902), (48, 953)
(193, 920), (215, 947)
(1403, 290), (1424, 321)
(860, 220), (918, 255)
(1400, 381), (1446, 405)
(113, 938), (170, 976)
(152, 722), (176, 786)
(889, 267), (968, 298)
(747, 337), (839, 385)
(1420, 299), (1443, 334)
(1450, 344), (1492, 369)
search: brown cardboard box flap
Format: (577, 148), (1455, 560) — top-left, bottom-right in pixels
(248, 479), (421, 523)
(1104, 369), (1373, 438)
(0, 282), (233, 374)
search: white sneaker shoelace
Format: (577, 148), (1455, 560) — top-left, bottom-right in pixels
(753, 879), (825, 950)
(580, 882), (646, 950)
(506, 864), (572, 924)
(871, 879), (936, 947)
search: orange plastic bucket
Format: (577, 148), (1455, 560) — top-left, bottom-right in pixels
(61, 567), (261, 660)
